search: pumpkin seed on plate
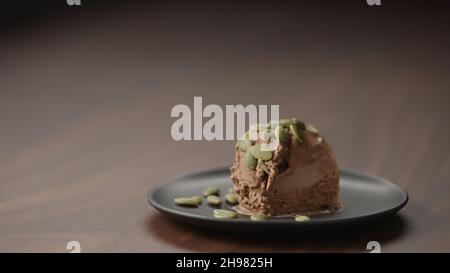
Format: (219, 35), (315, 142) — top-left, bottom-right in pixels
(213, 209), (236, 215)
(250, 214), (268, 221)
(191, 195), (202, 205)
(213, 209), (237, 218)
(213, 214), (234, 219)
(250, 144), (272, 161)
(207, 195), (222, 206)
(203, 186), (219, 196)
(174, 197), (199, 207)
(294, 215), (310, 222)
(225, 193), (238, 204)
(245, 149), (258, 170)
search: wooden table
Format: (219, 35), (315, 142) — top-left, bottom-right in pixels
(1, 1), (449, 252)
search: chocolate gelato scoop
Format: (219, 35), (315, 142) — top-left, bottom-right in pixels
(230, 119), (341, 216)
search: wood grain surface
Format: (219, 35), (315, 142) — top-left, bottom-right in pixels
(0, 1), (449, 252)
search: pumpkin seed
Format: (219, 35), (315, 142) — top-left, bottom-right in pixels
(294, 215), (310, 222)
(250, 144), (272, 161)
(203, 186), (219, 196)
(225, 193), (238, 204)
(250, 214), (267, 221)
(207, 195), (222, 206)
(289, 124), (305, 143)
(191, 195), (202, 205)
(245, 149), (258, 170)
(279, 118), (293, 127)
(213, 209), (237, 218)
(258, 159), (270, 174)
(228, 187), (235, 193)
(236, 139), (252, 151)
(292, 118), (306, 130)
(213, 209), (236, 215)
(306, 124), (319, 134)
(275, 125), (288, 142)
(174, 197), (199, 207)
(213, 214), (233, 219)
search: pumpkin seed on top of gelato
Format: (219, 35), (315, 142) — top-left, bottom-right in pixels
(245, 149), (258, 170)
(249, 143), (272, 161)
(306, 124), (320, 134)
(275, 125), (288, 142)
(289, 123), (305, 143)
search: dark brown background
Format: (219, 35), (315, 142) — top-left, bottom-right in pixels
(0, 1), (449, 252)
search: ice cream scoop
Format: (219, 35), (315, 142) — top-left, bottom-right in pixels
(230, 118), (341, 216)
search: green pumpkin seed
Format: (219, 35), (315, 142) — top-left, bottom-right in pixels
(237, 132), (251, 150)
(213, 209), (236, 215)
(258, 159), (270, 174)
(279, 118), (293, 127)
(245, 149), (258, 170)
(213, 214), (233, 219)
(250, 214), (268, 221)
(294, 215), (310, 222)
(225, 193), (238, 204)
(213, 209), (237, 218)
(228, 187), (235, 193)
(292, 118), (306, 130)
(203, 186), (219, 196)
(250, 144), (272, 161)
(289, 124), (305, 143)
(275, 125), (288, 142)
(207, 195), (222, 206)
(191, 196), (202, 205)
(174, 197), (199, 207)
(306, 124), (319, 134)
(236, 139), (252, 151)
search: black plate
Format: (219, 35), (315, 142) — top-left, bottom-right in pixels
(148, 168), (408, 230)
